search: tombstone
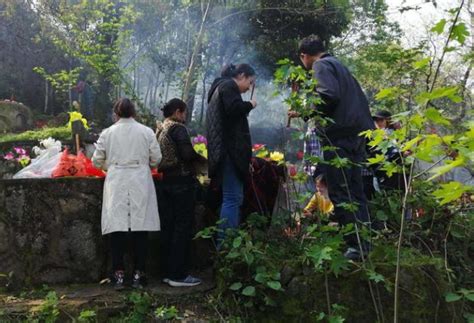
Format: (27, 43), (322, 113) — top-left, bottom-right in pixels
(0, 100), (33, 132)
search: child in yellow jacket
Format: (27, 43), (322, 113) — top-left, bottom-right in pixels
(303, 174), (334, 218)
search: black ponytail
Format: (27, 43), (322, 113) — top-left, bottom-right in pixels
(221, 63), (255, 78)
(161, 98), (187, 118)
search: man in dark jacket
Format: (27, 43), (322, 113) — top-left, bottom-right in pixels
(297, 35), (375, 260)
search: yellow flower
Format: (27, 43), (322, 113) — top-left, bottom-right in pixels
(67, 111), (89, 129)
(193, 143), (208, 159)
(270, 151), (284, 162)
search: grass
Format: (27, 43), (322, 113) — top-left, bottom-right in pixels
(0, 126), (71, 143)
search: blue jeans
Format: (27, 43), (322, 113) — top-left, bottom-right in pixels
(218, 158), (244, 245)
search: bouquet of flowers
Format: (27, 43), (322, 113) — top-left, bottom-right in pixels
(192, 134), (208, 159)
(2, 147), (30, 168)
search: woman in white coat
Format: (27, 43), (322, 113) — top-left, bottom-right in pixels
(92, 98), (161, 290)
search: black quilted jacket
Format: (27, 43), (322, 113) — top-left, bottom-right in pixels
(206, 77), (253, 182)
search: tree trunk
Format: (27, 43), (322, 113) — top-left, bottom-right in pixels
(199, 54), (211, 126)
(199, 72), (207, 126)
(44, 80), (49, 114)
(165, 73), (171, 102)
(182, 0), (212, 123)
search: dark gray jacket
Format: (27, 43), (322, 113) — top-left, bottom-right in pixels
(312, 54), (374, 141)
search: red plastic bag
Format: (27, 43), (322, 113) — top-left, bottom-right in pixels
(84, 157), (106, 177)
(52, 149), (88, 178)
(151, 168), (163, 180)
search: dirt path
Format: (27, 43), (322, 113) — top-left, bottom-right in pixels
(0, 269), (218, 321)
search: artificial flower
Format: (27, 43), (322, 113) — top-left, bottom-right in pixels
(270, 151), (284, 162)
(288, 164), (298, 177)
(192, 135), (207, 146)
(3, 152), (14, 160)
(296, 151), (304, 160)
(252, 144), (265, 152)
(13, 147), (27, 156)
(68, 111), (89, 129)
(193, 143), (208, 159)
(17, 155), (30, 168)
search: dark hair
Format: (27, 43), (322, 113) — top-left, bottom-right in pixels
(162, 98), (187, 118)
(113, 97), (136, 118)
(298, 35), (326, 56)
(372, 110), (392, 120)
(221, 63), (256, 78)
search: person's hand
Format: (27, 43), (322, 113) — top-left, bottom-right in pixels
(287, 110), (300, 119)
(303, 209), (312, 217)
(250, 99), (257, 108)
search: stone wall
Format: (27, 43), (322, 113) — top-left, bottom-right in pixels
(0, 178), (213, 287)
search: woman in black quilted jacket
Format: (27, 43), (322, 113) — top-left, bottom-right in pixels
(206, 64), (257, 245)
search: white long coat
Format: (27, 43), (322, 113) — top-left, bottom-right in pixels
(92, 118), (162, 235)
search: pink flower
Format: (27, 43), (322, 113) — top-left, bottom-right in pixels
(14, 147), (26, 156)
(4, 152), (14, 160)
(192, 135), (207, 146)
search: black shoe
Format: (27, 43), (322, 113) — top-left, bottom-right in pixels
(132, 270), (146, 289)
(114, 270), (125, 291)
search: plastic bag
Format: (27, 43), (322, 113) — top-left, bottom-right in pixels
(13, 145), (62, 179)
(151, 168), (163, 180)
(52, 149), (88, 178)
(84, 157), (106, 177)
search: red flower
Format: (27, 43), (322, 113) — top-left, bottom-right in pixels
(296, 151), (304, 160)
(252, 144), (265, 152)
(288, 164), (297, 177)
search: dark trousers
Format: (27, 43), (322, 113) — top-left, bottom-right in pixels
(110, 231), (148, 272)
(158, 176), (196, 280)
(323, 136), (371, 247)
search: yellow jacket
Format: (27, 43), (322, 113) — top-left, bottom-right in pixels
(304, 192), (334, 215)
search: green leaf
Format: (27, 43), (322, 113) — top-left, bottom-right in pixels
(267, 281), (282, 291)
(329, 255), (350, 276)
(229, 282), (242, 291)
(417, 87), (462, 105)
(242, 286), (256, 297)
(375, 87), (398, 101)
(367, 270), (385, 283)
(306, 245), (333, 268)
(464, 293), (474, 302)
(376, 210), (388, 221)
(464, 313), (474, 323)
(328, 316), (345, 323)
(445, 292), (462, 302)
(425, 107), (451, 126)
(452, 23), (469, 45)
(402, 135), (422, 152)
(428, 156), (466, 180)
(232, 236), (242, 248)
(432, 181), (472, 205)
(413, 57), (431, 69)
(254, 273), (266, 284)
(367, 154), (385, 165)
(244, 252), (255, 265)
(431, 19), (447, 34)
